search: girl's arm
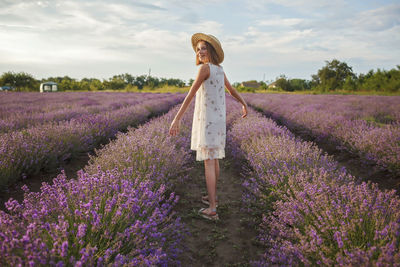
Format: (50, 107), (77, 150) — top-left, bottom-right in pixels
(169, 64), (210, 136)
(224, 73), (248, 118)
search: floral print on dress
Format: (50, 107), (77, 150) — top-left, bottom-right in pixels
(191, 63), (226, 161)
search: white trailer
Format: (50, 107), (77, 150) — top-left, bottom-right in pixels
(40, 82), (58, 93)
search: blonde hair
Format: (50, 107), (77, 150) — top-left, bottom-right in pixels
(195, 41), (220, 66)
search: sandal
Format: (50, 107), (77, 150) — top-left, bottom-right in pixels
(201, 195), (219, 207)
(198, 207), (219, 221)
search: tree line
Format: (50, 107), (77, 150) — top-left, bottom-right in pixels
(269, 60), (400, 93)
(0, 73), (186, 92)
(1, 60), (399, 93)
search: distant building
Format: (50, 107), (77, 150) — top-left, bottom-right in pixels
(240, 81), (261, 88)
(40, 82), (58, 93)
(268, 81), (278, 89)
(0, 86), (14, 91)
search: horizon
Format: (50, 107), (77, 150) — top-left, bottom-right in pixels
(1, 0), (399, 83)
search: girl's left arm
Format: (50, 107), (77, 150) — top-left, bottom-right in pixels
(224, 73), (248, 118)
(169, 64), (210, 136)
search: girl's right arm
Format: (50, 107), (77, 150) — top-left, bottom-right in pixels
(224, 73), (248, 118)
(169, 64), (210, 136)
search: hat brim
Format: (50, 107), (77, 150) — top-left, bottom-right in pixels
(191, 33), (224, 64)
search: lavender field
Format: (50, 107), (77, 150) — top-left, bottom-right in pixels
(0, 92), (184, 188)
(0, 101), (195, 265)
(0, 92), (399, 266)
(242, 93), (400, 175)
(226, 103), (400, 266)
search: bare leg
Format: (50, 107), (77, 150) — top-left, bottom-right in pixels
(215, 159), (219, 183)
(204, 159), (217, 210)
(215, 159), (219, 200)
(204, 159), (219, 201)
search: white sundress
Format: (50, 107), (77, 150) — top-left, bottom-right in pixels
(191, 63), (226, 161)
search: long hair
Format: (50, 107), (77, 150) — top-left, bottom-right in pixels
(195, 41), (220, 66)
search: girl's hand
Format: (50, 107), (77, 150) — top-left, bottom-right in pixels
(169, 119), (181, 136)
(242, 105), (248, 118)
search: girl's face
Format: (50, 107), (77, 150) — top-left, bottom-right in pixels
(196, 41), (209, 64)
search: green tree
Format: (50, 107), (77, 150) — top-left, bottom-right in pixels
(108, 76), (126, 90)
(134, 75), (147, 89)
(275, 75), (293, 91)
(0, 71), (38, 91)
(360, 66), (400, 92)
(89, 79), (103, 91)
(259, 81), (267, 90)
(289, 79), (311, 91)
(146, 75), (160, 89)
(313, 59), (355, 91)
(59, 79), (73, 91)
(343, 76), (357, 91)
(0, 71), (17, 88)
(121, 73), (135, 85)
(79, 80), (90, 91)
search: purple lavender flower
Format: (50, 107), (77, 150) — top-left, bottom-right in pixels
(0, 92), (185, 188)
(226, 100), (400, 266)
(242, 93), (400, 174)
(0, 95), (197, 266)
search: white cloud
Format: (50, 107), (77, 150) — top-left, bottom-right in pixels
(189, 21), (224, 35)
(0, 0), (399, 82)
(351, 4), (400, 31)
(268, 0), (346, 10)
(256, 17), (305, 27)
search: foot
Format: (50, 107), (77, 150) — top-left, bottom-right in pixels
(198, 207), (219, 221)
(201, 195), (219, 207)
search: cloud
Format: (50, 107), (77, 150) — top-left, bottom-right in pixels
(245, 0), (348, 14)
(0, 24), (36, 29)
(256, 17), (305, 27)
(0, 0), (399, 81)
(351, 4), (400, 31)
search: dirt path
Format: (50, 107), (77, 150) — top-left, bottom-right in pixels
(174, 157), (264, 266)
(308, 136), (400, 193)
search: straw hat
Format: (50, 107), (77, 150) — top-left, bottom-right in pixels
(191, 33), (224, 64)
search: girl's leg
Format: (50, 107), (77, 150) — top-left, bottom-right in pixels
(204, 159), (219, 201)
(215, 159), (219, 184)
(204, 158), (217, 210)
(215, 159), (219, 200)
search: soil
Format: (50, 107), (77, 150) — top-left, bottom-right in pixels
(173, 157), (264, 266)
(0, 151), (92, 211)
(310, 137), (400, 193)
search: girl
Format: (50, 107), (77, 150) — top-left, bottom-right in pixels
(169, 33), (248, 221)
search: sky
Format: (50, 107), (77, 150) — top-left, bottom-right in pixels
(0, 0), (399, 83)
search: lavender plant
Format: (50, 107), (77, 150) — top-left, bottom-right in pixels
(85, 105), (194, 188)
(0, 92), (169, 132)
(0, 169), (185, 266)
(0, 99), (197, 266)
(227, 105), (400, 266)
(0, 94), (184, 188)
(242, 93), (400, 175)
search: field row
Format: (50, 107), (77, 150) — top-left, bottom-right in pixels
(0, 93), (185, 188)
(226, 101), (400, 266)
(0, 92), (174, 133)
(242, 93), (400, 175)
(0, 95), (250, 265)
(2, 93), (399, 265)
(0, 100), (196, 265)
